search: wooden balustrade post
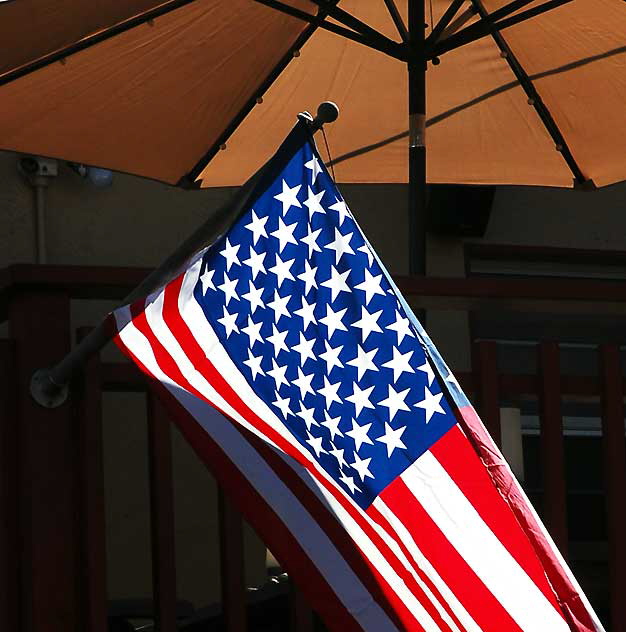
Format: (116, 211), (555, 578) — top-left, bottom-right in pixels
(147, 392), (178, 632)
(537, 342), (568, 558)
(290, 583), (314, 632)
(472, 340), (502, 447)
(599, 344), (626, 632)
(74, 328), (108, 632)
(218, 489), (247, 632)
(8, 290), (80, 632)
(0, 340), (19, 632)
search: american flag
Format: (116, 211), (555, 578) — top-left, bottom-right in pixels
(111, 123), (603, 632)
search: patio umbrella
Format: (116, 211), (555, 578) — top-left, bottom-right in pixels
(1, 0), (625, 273)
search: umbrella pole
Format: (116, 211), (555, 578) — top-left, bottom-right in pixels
(30, 103), (339, 408)
(408, 0), (427, 279)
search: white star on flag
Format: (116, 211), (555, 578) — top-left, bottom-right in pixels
(350, 453), (374, 481)
(220, 238), (241, 271)
(346, 382), (376, 416)
(200, 267), (215, 294)
(242, 247), (266, 280)
(306, 431), (325, 458)
(329, 197), (350, 226)
(414, 386), (446, 423)
(358, 243), (374, 267)
(354, 268), (385, 305)
(293, 368), (315, 399)
(339, 472), (361, 494)
(267, 359), (289, 389)
(319, 340), (344, 373)
(297, 260), (318, 295)
(329, 443), (349, 468)
(352, 306), (383, 342)
(346, 345), (379, 381)
(378, 384), (411, 421)
(376, 422), (407, 457)
(270, 217), (298, 253)
(294, 296), (317, 330)
(217, 272), (239, 306)
(272, 391), (291, 419)
(296, 403), (318, 430)
(267, 324), (289, 356)
(268, 253), (295, 287)
(304, 186), (325, 219)
(217, 306), (239, 338)
(293, 332), (316, 366)
(304, 156), (322, 184)
(243, 349), (264, 379)
(241, 316), (263, 348)
(266, 290), (291, 323)
(382, 347), (415, 382)
(241, 280), (264, 314)
(319, 376), (342, 409)
(325, 227), (355, 264)
(388, 311), (414, 345)
(244, 210), (268, 245)
(321, 413), (343, 441)
(274, 180), (301, 215)
(320, 266), (351, 302)
(417, 360), (435, 386)
(301, 225), (322, 257)
(346, 419), (374, 452)
(320, 305), (348, 338)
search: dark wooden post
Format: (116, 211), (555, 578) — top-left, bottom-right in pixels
(147, 392), (178, 632)
(537, 342), (568, 558)
(0, 340), (19, 631)
(218, 489), (247, 632)
(472, 340), (502, 447)
(599, 344), (626, 632)
(75, 328), (108, 632)
(290, 584), (314, 632)
(9, 290), (80, 632)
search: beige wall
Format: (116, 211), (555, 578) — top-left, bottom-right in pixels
(2, 148), (625, 609)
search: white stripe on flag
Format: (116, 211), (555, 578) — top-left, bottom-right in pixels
(173, 263), (446, 631)
(372, 497), (483, 632)
(402, 452), (572, 632)
(115, 307), (396, 631)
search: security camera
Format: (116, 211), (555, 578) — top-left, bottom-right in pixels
(18, 155), (58, 178)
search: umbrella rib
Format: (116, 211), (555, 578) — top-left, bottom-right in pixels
(179, 1), (339, 187)
(426, 0), (467, 46)
(430, 0), (574, 58)
(0, 0), (200, 88)
(309, 1), (404, 48)
(383, 0), (409, 43)
(251, 0), (406, 60)
(468, 0), (589, 186)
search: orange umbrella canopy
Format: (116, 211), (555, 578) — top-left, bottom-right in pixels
(0, 0), (624, 188)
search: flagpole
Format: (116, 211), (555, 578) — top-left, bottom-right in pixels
(407, 0), (427, 279)
(30, 102), (340, 408)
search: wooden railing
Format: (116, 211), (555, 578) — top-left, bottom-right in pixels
(1, 264), (625, 631)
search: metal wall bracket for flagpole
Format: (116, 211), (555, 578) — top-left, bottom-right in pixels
(30, 102), (340, 408)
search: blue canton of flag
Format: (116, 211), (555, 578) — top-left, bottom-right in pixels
(192, 124), (457, 509)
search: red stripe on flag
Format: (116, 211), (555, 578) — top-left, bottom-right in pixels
(381, 477), (525, 632)
(126, 291), (431, 631)
(364, 502), (470, 632)
(112, 327), (365, 632)
(430, 423), (566, 618)
(453, 406), (597, 632)
(157, 278), (453, 631)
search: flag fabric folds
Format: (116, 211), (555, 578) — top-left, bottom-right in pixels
(111, 123), (603, 632)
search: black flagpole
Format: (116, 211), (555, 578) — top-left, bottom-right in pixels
(408, 0), (427, 279)
(30, 103), (340, 408)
